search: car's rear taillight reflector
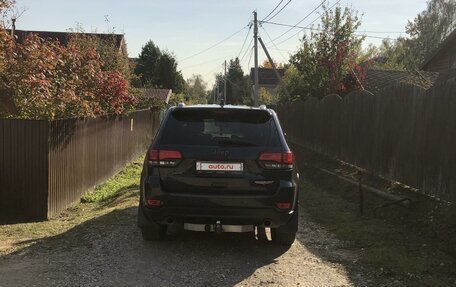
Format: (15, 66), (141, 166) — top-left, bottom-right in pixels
(147, 199), (161, 206)
(149, 149), (182, 166)
(259, 151), (294, 169)
(159, 150), (182, 160)
(276, 202), (291, 209)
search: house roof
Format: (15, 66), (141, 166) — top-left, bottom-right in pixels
(8, 29), (126, 51)
(364, 68), (439, 94)
(144, 89), (172, 104)
(421, 28), (456, 70)
(250, 67), (285, 86)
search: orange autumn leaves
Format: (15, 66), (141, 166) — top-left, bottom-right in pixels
(0, 31), (135, 119)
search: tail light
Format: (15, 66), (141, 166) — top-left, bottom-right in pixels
(276, 202), (291, 209)
(149, 149), (182, 166)
(259, 151), (294, 169)
(147, 199), (161, 206)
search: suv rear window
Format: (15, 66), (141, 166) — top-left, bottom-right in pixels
(160, 108), (281, 147)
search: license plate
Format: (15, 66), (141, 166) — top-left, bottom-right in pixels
(196, 162), (243, 172)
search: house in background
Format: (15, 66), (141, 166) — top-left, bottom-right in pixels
(8, 29), (128, 58)
(421, 28), (456, 82)
(364, 68), (439, 95)
(144, 89), (172, 105)
(250, 67), (285, 102)
(421, 29), (456, 73)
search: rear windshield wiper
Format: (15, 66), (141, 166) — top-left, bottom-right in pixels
(217, 139), (258, 146)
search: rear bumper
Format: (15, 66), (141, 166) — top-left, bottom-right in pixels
(140, 176), (298, 228)
(141, 205), (295, 227)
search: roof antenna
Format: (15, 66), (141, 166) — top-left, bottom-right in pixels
(104, 15), (110, 33)
(220, 99), (225, 108)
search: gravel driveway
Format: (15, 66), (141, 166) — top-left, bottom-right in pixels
(0, 200), (372, 287)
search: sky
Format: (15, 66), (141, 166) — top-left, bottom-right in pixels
(14, 0), (428, 87)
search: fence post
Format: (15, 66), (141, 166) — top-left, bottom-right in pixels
(358, 171), (364, 215)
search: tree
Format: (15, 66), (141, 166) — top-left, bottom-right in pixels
(135, 40), (162, 86)
(0, 0), (16, 28)
(403, 0), (456, 69)
(282, 5), (365, 100)
(261, 59), (284, 69)
(259, 87), (273, 105)
(372, 0), (456, 71)
(225, 57), (251, 105)
(134, 41), (186, 93)
(0, 31), (135, 119)
(156, 51), (186, 93)
(277, 66), (306, 102)
(69, 33), (131, 79)
(186, 74), (207, 104)
(367, 40), (408, 70)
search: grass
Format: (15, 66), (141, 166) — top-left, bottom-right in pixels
(0, 159), (143, 256)
(81, 160), (142, 203)
(299, 175), (449, 284)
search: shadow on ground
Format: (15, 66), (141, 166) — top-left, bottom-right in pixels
(0, 205), (294, 287)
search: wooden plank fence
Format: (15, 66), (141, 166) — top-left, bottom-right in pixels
(277, 82), (456, 203)
(0, 110), (159, 223)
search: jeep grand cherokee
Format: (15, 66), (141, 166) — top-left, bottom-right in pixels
(138, 104), (299, 246)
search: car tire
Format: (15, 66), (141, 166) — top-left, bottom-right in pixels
(271, 205), (299, 246)
(141, 224), (167, 241)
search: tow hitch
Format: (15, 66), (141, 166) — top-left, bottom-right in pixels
(214, 220), (223, 234)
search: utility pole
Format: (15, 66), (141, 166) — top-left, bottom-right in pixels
(253, 10), (259, 106)
(217, 81), (220, 103)
(224, 60), (227, 103)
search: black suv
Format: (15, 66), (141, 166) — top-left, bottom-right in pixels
(138, 104), (299, 246)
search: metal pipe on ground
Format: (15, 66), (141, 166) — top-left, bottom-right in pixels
(317, 167), (411, 208)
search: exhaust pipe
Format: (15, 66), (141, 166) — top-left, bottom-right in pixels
(264, 220), (272, 227)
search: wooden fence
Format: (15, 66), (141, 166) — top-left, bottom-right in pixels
(0, 110), (159, 223)
(277, 82), (456, 203)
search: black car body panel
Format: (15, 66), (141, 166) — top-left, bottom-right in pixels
(139, 105), (299, 229)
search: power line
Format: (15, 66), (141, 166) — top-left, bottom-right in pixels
(264, 0), (292, 22)
(274, 0), (341, 46)
(262, 0), (284, 21)
(263, 21), (405, 34)
(180, 25), (249, 62)
(260, 27), (288, 63)
(203, 63), (223, 79)
(182, 53), (237, 69)
(240, 38), (254, 62)
(265, 0), (326, 44)
(246, 46), (254, 72)
(267, 47), (295, 53)
(356, 30), (405, 34)
(264, 21), (400, 41)
(238, 24), (252, 59)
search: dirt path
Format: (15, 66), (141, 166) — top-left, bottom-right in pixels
(0, 191), (374, 287)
